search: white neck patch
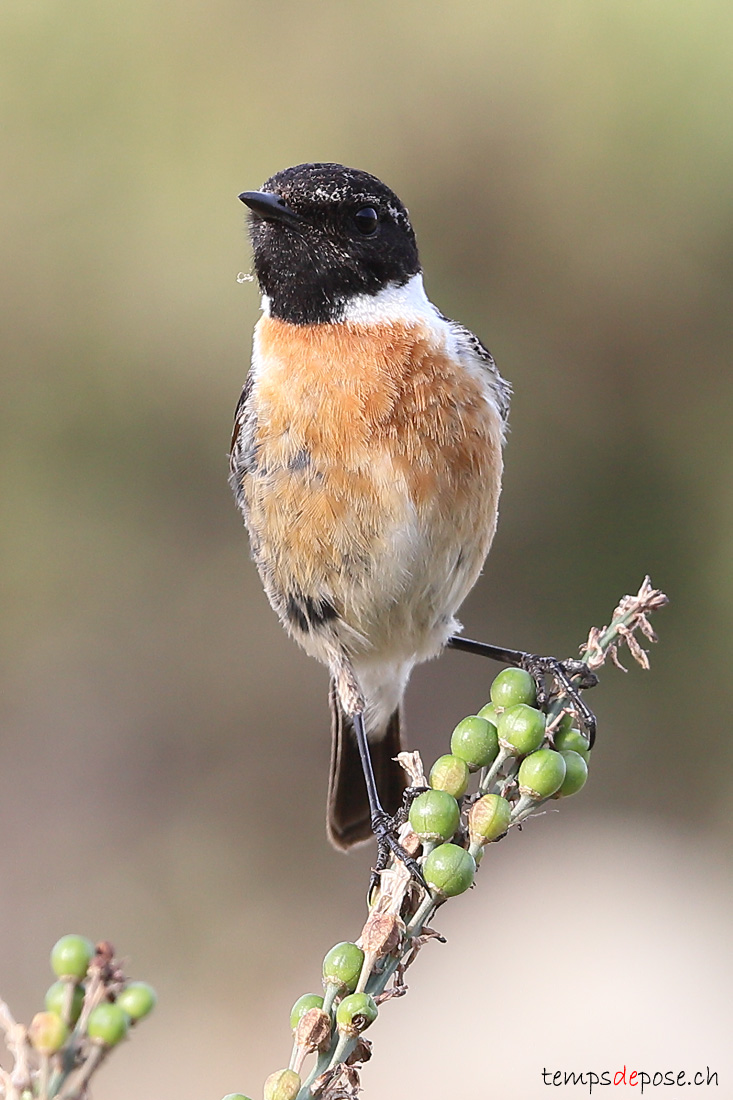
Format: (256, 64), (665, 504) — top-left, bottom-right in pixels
(340, 272), (438, 326)
(259, 273), (441, 327)
(259, 272), (446, 342)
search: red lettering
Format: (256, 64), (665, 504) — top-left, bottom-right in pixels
(629, 1070), (638, 1086)
(614, 1067), (627, 1085)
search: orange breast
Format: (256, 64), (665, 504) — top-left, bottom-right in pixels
(241, 314), (504, 643)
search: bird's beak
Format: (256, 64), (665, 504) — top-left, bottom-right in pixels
(238, 190), (302, 226)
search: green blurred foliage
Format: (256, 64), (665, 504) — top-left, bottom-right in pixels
(1, 1), (732, 1096)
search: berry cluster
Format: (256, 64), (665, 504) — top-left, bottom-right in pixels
(234, 664), (594, 1100)
(0, 935), (156, 1099)
(227, 579), (667, 1100)
(422, 665), (590, 884)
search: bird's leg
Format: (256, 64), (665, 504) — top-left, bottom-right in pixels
(332, 648), (426, 886)
(350, 711), (426, 889)
(447, 636), (599, 747)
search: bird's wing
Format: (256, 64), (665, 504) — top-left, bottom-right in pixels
(440, 315), (512, 429)
(228, 372), (256, 508)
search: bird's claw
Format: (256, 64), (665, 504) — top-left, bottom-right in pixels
(395, 784), (429, 825)
(519, 653), (598, 747)
(368, 809), (427, 897)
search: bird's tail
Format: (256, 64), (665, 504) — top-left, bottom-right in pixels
(326, 679), (406, 850)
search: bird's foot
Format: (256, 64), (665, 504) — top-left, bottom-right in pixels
(518, 653), (598, 746)
(447, 636), (598, 747)
(369, 808), (427, 896)
(394, 784), (430, 826)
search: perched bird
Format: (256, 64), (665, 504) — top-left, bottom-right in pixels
(230, 163), (511, 862)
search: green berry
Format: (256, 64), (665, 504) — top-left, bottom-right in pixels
(116, 981), (157, 1021)
(518, 748), (566, 799)
(490, 667), (537, 708)
(450, 716), (499, 771)
(335, 992), (378, 1036)
(555, 750), (589, 797)
(86, 1003), (129, 1046)
(28, 1012), (69, 1055)
(468, 794), (512, 844)
(477, 701), (499, 724)
(429, 754), (470, 798)
(497, 704), (546, 756)
(45, 981), (85, 1025)
(50, 935), (94, 981)
(221, 1095), (253, 1100)
(322, 942), (364, 994)
(423, 843), (476, 897)
(554, 727), (590, 763)
(289, 993), (324, 1031)
(556, 710), (576, 733)
(408, 789), (460, 842)
(263, 1069), (300, 1100)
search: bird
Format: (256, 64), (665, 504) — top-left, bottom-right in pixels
(229, 162), (512, 866)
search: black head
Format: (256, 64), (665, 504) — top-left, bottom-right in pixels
(239, 163), (421, 324)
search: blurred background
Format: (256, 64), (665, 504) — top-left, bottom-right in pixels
(1, 1), (732, 1096)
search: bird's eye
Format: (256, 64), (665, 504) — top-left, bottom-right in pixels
(353, 207), (379, 235)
